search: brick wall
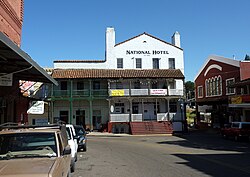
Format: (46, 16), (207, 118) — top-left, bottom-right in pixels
(0, 0), (24, 46)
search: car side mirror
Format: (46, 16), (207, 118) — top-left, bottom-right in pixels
(63, 146), (71, 155)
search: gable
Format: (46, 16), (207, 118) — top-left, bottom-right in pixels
(115, 33), (182, 50)
(195, 55), (240, 81)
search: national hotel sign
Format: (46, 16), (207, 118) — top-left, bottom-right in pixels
(126, 50), (169, 55)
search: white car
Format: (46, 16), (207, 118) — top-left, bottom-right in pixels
(66, 124), (78, 172)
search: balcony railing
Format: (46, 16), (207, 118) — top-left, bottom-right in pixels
(52, 89), (108, 97)
(110, 114), (129, 122)
(110, 113), (176, 122)
(109, 89), (183, 97)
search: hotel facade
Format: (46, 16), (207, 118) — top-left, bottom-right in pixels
(50, 28), (185, 133)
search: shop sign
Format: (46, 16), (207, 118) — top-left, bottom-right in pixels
(27, 101), (44, 114)
(111, 90), (125, 96)
(231, 96), (242, 104)
(150, 89), (167, 95)
(0, 73), (13, 86)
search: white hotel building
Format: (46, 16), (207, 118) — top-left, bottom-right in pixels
(50, 27), (185, 134)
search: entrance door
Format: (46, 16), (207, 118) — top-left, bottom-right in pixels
(76, 110), (86, 128)
(93, 110), (102, 130)
(59, 111), (69, 123)
(143, 103), (155, 120)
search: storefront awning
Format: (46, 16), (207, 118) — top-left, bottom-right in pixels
(0, 32), (57, 85)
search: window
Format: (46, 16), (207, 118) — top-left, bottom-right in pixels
(205, 75), (222, 97)
(226, 78), (235, 95)
(60, 81), (67, 90)
(168, 58), (175, 69)
(77, 81), (84, 90)
(136, 58), (142, 68)
(152, 82), (158, 89)
(117, 58), (123, 68)
(116, 82), (123, 89)
(198, 86), (203, 98)
(153, 58), (160, 69)
(93, 81), (100, 90)
(134, 81), (141, 89)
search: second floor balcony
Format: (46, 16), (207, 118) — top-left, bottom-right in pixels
(51, 89), (108, 98)
(109, 88), (183, 97)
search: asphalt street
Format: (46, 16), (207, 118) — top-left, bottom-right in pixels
(72, 130), (250, 177)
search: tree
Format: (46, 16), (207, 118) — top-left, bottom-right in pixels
(185, 81), (195, 99)
(245, 54), (250, 61)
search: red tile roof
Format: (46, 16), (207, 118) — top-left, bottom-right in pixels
(52, 69), (184, 79)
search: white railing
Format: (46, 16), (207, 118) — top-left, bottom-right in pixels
(157, 112), (176, 121)
(110, 114), (129, 122)
(131, 89), (148, 96)
(131, 114), (143, 122)
(169, 89), (183, 96)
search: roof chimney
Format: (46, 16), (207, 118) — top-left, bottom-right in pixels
(172, 31), (181, 48)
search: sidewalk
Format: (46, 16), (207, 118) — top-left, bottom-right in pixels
(87, 131), (172, 137)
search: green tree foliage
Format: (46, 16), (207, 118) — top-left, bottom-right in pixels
(185, 81), (195, 99)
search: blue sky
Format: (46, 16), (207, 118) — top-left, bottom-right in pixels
(21, 0), (250, 81)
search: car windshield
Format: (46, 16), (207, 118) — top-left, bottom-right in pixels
(75, 126), (85, 135)
(0, 132), (57, 160)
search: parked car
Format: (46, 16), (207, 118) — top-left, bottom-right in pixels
(0, 123), (71, 177)
(74, 125), (87, 152)
(221, 122), (250, 141)
(66, 124), (78, 172)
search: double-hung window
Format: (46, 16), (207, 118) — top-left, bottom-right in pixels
(136, 58), (142, 68)
(153, 58), (160, 69)
(169, 58), (175, 69)
(117, 58), (123, 68)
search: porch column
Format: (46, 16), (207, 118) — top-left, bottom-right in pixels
(69, 80), (73, 124)
(128, 98), (133, 122)
(142, 99), (144, 121)
(89, 100), (93, 130)
(167, 98), (170, 120)
(155, 98), (158, 120)
(50, 101), (54, 124)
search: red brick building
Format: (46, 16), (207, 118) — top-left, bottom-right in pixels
(0, 0), (57, 124)
(194, 55), (241, 128)
(0, 0), (24, 46)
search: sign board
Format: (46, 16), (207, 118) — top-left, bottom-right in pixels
(150, 89), (167, 95)
(0, 73), (13, 86)
(35, 118), (48, 125)
(111, 90), (125, 96)
(231, 96), (242, 104)
(27, 101), (44, 114)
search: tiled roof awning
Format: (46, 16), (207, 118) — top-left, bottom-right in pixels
(52, 69), (185, 79)
(0, 32), (58, 85)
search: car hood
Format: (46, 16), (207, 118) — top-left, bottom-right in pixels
(0, 158), (56, 177)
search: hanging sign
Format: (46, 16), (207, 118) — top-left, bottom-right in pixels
(0, 73), (13, 86)
(27, 101), (44, 114)
(111, 90), (125, 96)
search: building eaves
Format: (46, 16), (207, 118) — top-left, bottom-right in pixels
(52, 69), (185, 79)
(54, 59), (106, 63)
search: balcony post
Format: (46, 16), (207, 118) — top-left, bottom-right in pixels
(166, 79), (170, 96)
(129, 80), (132, 96)
(69, 80), (73, 124)
(147, 79), (150, 95)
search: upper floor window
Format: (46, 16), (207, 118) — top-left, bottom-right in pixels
(136, 58), (142, 68)
(116, 82), (123, 89)
(93, 81), (100, 90)
(205, 75), (222, 97)
(60, 81), (67, 90)
(226, 78), (235, 95)
(77, 81), (84, 90)
(153, 58), (160, 69)
(117, 58), (123, 68)
(169, 58), (175, 69)
(134, 81), (141, 89)
(197, 86), (203, 98)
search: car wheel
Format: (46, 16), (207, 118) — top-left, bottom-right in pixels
(83, 144), (87, 152)
(71, 161), (75, 173)
(75, 153), (78, 162)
